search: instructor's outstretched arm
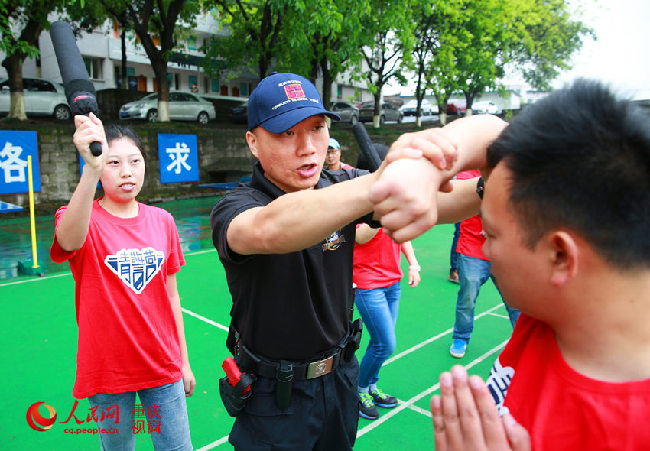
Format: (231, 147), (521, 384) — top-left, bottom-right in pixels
(371, 115), (507, 243)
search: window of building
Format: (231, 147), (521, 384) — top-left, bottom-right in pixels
(337, 84), (342, 99)
(239, 82), (248, 96)
(189, 75), (198, 92)
(83, 57), (103, 80)
(211, 79), (219, 93)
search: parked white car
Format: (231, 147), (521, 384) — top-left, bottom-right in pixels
(399, 99), (438, 116)
(0, 77), (71, 120)
(119, 92), (216, 124)
(472, 100), (500, 115)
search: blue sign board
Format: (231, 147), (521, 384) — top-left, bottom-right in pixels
(0, 131), (41, 194)
(158, 134), (199, 184)
(79, 157), (102, 188)
(0, 201), (23, 212)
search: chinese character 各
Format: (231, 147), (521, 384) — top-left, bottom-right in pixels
(0, 141), (28, 184)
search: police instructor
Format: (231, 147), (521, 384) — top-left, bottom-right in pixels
(210, 72), (506, 450)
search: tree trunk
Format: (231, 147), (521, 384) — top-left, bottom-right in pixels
(373, 89), (382, 129)
(320, 57), (333, 110)
(121, 29), (128, 90)
(152, 61), (170, 122)
(3, 57), (27, 120)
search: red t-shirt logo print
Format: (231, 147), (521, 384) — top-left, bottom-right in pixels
(284, 84), (305, 99)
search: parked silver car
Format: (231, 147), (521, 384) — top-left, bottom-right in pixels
(0, 77), (71, 120)
(119, 92), (216, 124)
(359, 102), (402, 125)
(330, 101), (359, 124)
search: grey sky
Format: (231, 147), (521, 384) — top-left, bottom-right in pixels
(555, 0), (650, 99)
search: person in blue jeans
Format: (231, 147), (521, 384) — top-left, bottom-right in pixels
(353, 224), (421, 420)
(448, 222), (461, 284)
(450, 170), (520, 358)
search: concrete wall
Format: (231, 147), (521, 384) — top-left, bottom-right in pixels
(0, 122), (387, 212)
(0, 123), (257, 210)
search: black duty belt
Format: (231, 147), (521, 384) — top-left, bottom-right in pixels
(239, 344), (342, 381)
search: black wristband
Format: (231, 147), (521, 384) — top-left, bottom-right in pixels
(476, 177), (484, 200)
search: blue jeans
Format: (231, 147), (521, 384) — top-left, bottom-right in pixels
(355, 281), (401, 388)
(449, 222), (461, 274)
(88, 378), (192, 450)
(453, 254), (520, 342)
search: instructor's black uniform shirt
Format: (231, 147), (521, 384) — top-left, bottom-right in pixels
(210, 161), (376, 361)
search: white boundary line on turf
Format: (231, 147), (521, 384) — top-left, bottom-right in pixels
(0, 248), (216, 287)
(182, 307), (229, 331)
(0, 271), (71, 286)
(404, 402), (432, 417)
(383, 303), (506, 367)
(356, 338), (510, 438)
(187, 248), (217, 256)
(196, 434), (230, 450)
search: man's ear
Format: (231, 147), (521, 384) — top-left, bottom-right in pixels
(548, 231), (579, 286)
(246, 130), (259, 159)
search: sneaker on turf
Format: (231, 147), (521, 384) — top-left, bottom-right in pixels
(359, 392), (380, 420)
(370, 388), (398, 408)
(449, 339), (467, 358)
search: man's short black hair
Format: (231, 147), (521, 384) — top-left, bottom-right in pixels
(104, 124), (147, 159)
(487, 79), (650, 269)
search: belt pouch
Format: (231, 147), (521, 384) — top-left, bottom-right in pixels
(275, 360), (293, 411)
(218, 373), (255, 417)
(343, 318), (363, 362)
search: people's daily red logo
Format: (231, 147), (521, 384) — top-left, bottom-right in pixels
(284, 84), (305, 100)
(26, 402), (57, 431)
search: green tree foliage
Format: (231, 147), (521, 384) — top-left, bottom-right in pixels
(206, 0), (291, 81)
(505, 0), (592, 90)
(96, 0), (201, 121)
(408, 0), (467, 126)
(454, 0), (508, 113)
(1, 0), (66, 119)
(416, 0), (589, 123)
(427, 45), (462, 125)
(278, 0), (370, 109)
(358, 0), (415, 128)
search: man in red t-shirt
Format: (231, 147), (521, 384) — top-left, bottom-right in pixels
(449, 170), (520, 359)
(430, 80), (650, 450)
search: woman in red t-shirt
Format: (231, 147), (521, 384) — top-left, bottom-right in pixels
(50, 113), (194, 450)
(353, 224), (421, 420)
